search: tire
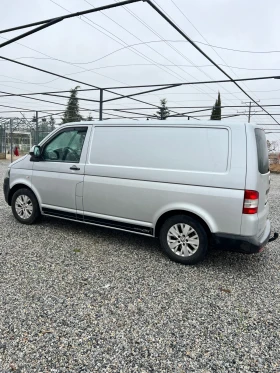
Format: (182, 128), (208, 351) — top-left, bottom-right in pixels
(11, 188), (40, 225)
(159, 215), (208, 265)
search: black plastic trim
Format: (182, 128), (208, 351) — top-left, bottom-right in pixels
(83, 214), (153, 235)
(42, 207), (76, 220)
(42, 207), (153, 235)
(212, 230), (271, 254)
(3, 177), (10, 204)
(268, 232), (279, 242)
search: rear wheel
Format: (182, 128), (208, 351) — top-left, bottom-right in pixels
(159, 215), (208, 265)
(11, 188), (40, 225)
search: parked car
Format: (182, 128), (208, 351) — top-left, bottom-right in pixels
(3, 120), (278, 264)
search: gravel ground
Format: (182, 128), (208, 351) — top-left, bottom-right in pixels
(0, 160), (279, 373)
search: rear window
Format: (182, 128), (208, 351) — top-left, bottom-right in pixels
(255, 129), (269, 174)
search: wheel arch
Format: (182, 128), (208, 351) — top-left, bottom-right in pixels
(154, 209), (212, 239)
(8, 183), (40, 207)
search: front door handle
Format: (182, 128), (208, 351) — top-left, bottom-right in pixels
(70, 165), (80, 171)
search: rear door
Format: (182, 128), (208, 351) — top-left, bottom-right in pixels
(255, 128), (270, 235)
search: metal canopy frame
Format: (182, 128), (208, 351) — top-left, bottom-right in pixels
(0, 0), (279, 125)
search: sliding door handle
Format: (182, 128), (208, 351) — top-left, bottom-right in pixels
(70, 165), (80, 171)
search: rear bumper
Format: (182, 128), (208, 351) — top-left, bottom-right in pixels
(213, 220), (276, 254)
(3, 177), (10, 204)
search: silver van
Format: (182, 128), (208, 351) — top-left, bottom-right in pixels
(3, 121), (278, 264)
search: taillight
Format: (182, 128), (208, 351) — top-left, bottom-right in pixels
(243, 190), (259, 214)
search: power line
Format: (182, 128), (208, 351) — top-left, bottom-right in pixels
(0, 90), (142, 120)
(194, 41), (280, 54)
(49, 0), (195, 91)
(145, 0), (280, 125)
(0, 33), (137, 88)
(0, 0), (141, 34)
(0, 89), (98, 111)
(1, 0), (279, 122)
(149, 0), (245, 105)
(104, 104), (280, 110)
(167, 0), (259, 103)
(14, 38), (273, 67)
(2, 84), (280, 97)
(5, 61), (279, 72)
(1, 2), (175, 109)
(113, 0), (229, 102)
(0, 18), (63, 50)
(2, 0), (165, 104)
(116, 0), (242, 106)
(103, 75), (280, 89)
(0, 88), (99, 97)
(0, 55), (160, 109)
(1, 75), (279, 101)
(54, 0), (214, 118)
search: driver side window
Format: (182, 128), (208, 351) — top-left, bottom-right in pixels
(42, 128), (87, 162)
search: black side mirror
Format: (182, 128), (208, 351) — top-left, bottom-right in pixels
(30, 145), (42, 162)
(30, 145), (41, 157)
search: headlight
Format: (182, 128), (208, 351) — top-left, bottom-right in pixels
(4, 168), (10, 179)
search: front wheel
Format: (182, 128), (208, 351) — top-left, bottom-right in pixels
(159, 215), (208, 265)
(11, 188), (40, 225)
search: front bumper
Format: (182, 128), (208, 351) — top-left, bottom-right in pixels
(3, 177), (10, 204)
(213, 220), (278, 254)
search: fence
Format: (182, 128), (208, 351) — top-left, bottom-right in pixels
(0, 118), (53, 160)
(0, 124), (6, 159)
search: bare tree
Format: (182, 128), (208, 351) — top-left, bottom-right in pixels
(267, 140), (276, 153)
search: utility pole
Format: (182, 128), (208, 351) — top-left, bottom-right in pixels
(3, 120), (6, 157)
(248, 101), (251, 123)
(99, 89), (103, 121)
(10, 118), (13, 163)
(35, 111), (39, 144)
(242, 100), (260, 123)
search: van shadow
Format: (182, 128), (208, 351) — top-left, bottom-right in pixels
(42, 216), (269, 273)
(42, 215), (161, 255)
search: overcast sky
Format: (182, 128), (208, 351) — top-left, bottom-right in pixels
(1, 0), (280, 143)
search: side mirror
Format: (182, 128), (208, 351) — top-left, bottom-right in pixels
(29, 145), (42, 161)
(33, 146), (41, 157)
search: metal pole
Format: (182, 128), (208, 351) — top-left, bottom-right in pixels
(36, 111), (39, 144)
(0, 56), (160, 110)
(10, 118), (13, 163)
(4, 121), (6, 157)
(99, 89), (103, 121)
(0, 18), (62, 50)
(146, 0), (279, 125)
(0, 0), (141, 35)
(248, 102), (251, 123)
(104, 83), (181, 103)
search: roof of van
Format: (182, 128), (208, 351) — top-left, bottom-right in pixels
(61, 119), (255, 127)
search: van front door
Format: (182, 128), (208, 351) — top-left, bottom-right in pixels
(32, 126), (90, 218)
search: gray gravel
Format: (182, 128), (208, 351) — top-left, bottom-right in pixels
(0, 160), (279, 373)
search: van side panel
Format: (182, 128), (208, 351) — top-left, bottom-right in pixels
(87, 125), (246, 190)
(82, 175), (244, 234)
(83, 123), (246, 235)
(91, 126), (229, 173)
